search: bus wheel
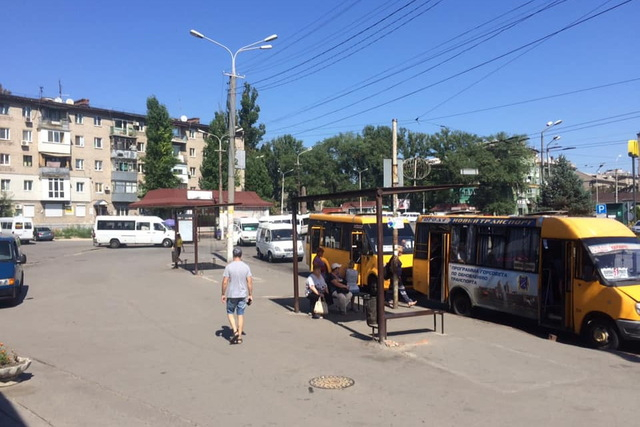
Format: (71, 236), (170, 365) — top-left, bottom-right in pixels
(109, 239), (121, 249)
(584, 317), (620, 350)
(451, 290), (472, 317)
(162, 238), (173, 248)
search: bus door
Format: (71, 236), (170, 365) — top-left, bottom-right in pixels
(428, 231), (448, 302)
(307, 225), (323, 267)
(350, 230), (364, 285)
(540, 239), (571, 327)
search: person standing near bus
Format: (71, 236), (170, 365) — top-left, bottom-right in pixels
(313, 247), (330, 274)
(221, 247), (253, 344)
(385, 246), (417, 307)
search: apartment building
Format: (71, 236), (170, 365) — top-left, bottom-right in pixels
(0, 93), (209, 226)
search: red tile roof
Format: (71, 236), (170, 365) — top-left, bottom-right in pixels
(130, 188), (273, 209)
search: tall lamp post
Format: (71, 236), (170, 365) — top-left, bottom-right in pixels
(545, 135), (561, 177)
(197, 130), (227, 204)
(357, 167), (368, 213)
(280, 169), (294, 214)
(540, 120), (562, 182)
(295, 147), (312, 211)
(190, 29), (277, 261)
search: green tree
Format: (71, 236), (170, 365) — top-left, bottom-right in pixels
(141, 96), (179, 195)
(0, 192), (13, 216)
(540, 155), (592, 215)
(238, 83), (266, 151)
(245, 153), (273, 200)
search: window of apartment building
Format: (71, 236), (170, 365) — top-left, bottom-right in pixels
(44, 109), (63, 122)
(94, 137), (102, 149)
(114, 119), (127, 129)
(48, 178), (65, 198)
(22, 106), (32, 118)
(95, 160), (103, 171)
(22, 130), (32, 143)
(0, 128), (9, 140)
(47, 130), (63, 143)
(114, 160), (134, 172)
(75, 135), (84, 147)
(137, 142), (145, 152)
(189, 167), (196, 177)
(0, 104), (8, 115)
(24, 180), (33, 191)
(94, 116), (102, 126)
(189, 129), (195, 139)
(190, 186), (196, 190)
(189, 148), (196, 157)
(1, 179), (10, 191)
(137, 163), (145, 173)
(75, 159), (84, 170)
(0, 154), (9, 165)
(75, 113), (84, 124)
(95, 182), (103, 193)
(76, 182), (84, 192)
(76, 204), (86, 217)
(23, 155), (32, 167)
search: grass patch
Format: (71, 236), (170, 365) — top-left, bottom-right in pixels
(54, 226), (93, 239)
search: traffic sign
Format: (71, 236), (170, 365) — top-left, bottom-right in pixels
(596, 204), (607, 215)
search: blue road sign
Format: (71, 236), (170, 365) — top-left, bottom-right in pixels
(596, 204), (607, 215)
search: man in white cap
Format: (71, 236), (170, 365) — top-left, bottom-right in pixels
(326, 262), (352, 315)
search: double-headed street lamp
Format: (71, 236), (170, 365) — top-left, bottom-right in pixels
(545, 135), (561, 176)
(280, 169), (294, 214)
(197, 130), (227, 205)
(296, 148), (312, 212)
(190, 29), (277, 261)
(357, 167), (368, 212)
(540, 120), (562, 182)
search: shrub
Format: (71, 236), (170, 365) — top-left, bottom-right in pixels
(54, 226), (93, 239)
(0, 342), (19, 368)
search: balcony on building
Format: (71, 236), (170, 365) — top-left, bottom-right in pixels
(38, 107), (70, 131)
(111, 181), (139, 203)
(110, 125), (137, 137)
(39, 156), (70, 178)
(171, 128), (188, 145)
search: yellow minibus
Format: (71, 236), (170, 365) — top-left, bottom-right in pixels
(307, 214), (414, 290)
(413, 214), (640, 349)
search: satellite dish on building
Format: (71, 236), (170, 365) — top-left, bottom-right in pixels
(180, 115), (188, 122)
(65, 98), (74, 105)
(54, 97), (63, 103)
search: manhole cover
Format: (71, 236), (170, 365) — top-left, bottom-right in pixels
(309, 375), (355, 390)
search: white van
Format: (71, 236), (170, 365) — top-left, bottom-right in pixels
(256, 223), (304, 262)
(0, 217), (34, 243)
(93, 216), (174, 248)
(233, 217), (260, 246)
(258, 214), (308, 235)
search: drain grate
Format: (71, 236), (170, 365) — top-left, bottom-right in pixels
(309, 375), (355, 390)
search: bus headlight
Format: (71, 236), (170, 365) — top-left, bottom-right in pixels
(636, 302), (640, 316)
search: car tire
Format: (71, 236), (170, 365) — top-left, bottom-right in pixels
(267, 252), (274, 263)
(257, 248), (262, 260)
(162, 238), (173, 248)
(109, 239), (121, 249)
(239, 239), (245, 246)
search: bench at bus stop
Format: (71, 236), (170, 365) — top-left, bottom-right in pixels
(363, 298), (445, 339)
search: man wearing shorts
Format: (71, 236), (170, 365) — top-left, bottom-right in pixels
(221, 247), (253, 344)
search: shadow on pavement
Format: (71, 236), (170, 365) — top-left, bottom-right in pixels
(0, 286), (29, 309)
(0, 373), (33, 426)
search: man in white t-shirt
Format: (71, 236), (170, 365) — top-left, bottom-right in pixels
(221, 247), (253, 344)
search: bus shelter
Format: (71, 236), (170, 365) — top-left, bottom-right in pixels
(291, 184), (461, 341)
(130, 189), (236, 275)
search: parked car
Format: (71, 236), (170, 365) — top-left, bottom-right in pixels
(0, 233), (27, 305)
(34, 226), (54, 241)
(632, 221), (640, 234)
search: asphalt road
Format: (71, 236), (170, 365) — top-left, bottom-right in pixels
(1, 239), (639, 426)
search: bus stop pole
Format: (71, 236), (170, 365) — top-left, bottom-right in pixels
(376, 190), (387, 340)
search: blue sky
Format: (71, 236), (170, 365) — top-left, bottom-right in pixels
(3, 0), (639, 174)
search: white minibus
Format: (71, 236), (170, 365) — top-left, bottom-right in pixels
(233, 217), (260, 246)
(0, 217), (34, 243)
(93, 216), (174, 248)
(256, 223), (304, 262)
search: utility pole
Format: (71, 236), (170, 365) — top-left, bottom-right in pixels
(391, 118), (399, 309)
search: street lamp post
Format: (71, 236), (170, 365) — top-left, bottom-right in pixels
(280, 169), (294, 214)
(545, 135), (561, 177)
(190, 29), (277, 261)
(197, 129), (227, 239)
(594, 163), (605, 206)
(357, 168), (368, 213)
(540, 120), (562, 182)
(295, 148), (312, 211)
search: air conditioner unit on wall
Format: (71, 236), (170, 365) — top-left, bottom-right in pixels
(25, 117), (32, 123)
(21, 140), (29, 146)
(14, 204), (22, 209)
(104, 186), (111, 192)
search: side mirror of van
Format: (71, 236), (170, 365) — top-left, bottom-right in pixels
(18, 254), (27, 264)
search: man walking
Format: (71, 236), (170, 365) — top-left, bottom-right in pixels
(221, 247), (253, 344)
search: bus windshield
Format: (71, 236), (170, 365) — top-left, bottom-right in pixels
(586, 237), (640, 286)
(363, 223), (415, 254)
